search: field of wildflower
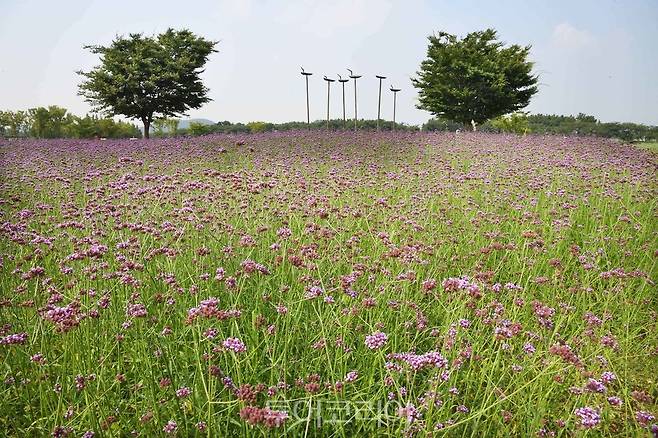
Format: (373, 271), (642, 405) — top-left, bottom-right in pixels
(1, 131), (656, 437)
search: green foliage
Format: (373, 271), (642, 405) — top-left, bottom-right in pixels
(74, 115), (141, 138)
(246, 121), (274, 133)
(489, 112), (530, 134)
(178, 119), (419, 136)
(188, 121), (212, 136)
(152, 118), (167, 137)
(0, 111), (8, 135)
(151, 117), (180, 137)
(635, 141), (658, 153)
(165, 118), (179, 137)
(0, 110), (28, 137)
(27, 107), (50, 138)
(0, 108), (141, 139)
(422, 112), (658, 142)
(78, 28), (217, 138)
(27, 106), (70, 138)
(413, 29), (538, 126)
(421, 117), (463, 132)
(5, 106), (654, 143)
(525, 114), (658, 141)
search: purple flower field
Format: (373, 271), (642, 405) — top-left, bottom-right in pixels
(1, 131), (656, 436)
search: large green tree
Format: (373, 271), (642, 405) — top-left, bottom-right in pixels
(412, 29), (538, 128)
(78, 29), (217, 138)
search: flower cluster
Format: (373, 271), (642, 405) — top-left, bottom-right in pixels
(574, 406), (601, 429)
(388, 351), (449, 371)
(162, 420), (177, 434)
(186, 298), (241, 323)
(125, 303), (147, 318)
(1, 332), (28, 345)
(365, 331), (388, 350)
(42, 304), (83, 333)
(1, 131), (655, 435)
(239, 406), (288, 428)
(222, 337), (247, 353)
(240, 259), (270, 275)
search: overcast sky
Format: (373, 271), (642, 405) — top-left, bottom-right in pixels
(1, 0), (657, 126)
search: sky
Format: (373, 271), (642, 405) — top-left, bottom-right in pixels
(1, 0), (657, 126)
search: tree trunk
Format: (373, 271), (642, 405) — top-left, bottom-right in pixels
(463, 122), (476, 132)
(143, 119), (150, 139)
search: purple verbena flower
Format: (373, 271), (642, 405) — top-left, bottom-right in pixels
(574, 406), (601, 429)
(163, 420), (177, 434)
(365, 331), (388, 350)
(0, 332), (28, 345)
(636, 411), (655, 427)
(223, 337), (247, 353)
(175, 386), (191, 398)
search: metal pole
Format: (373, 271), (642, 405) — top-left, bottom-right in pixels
(393, 92), (396, 125)
(348, 69), (361, 132)
(327, 80), (330, 130)
(306, 76), (310, 125)
(323, 76), (335, 131)
(338, 74), (348, 126)
(376, 75), (386, 131)
(378, 80), (382, 130)
(342, 81), (346, 122)
(390, 86), (401, 128)
(301, 67), (313, 128)
(354, 79), (357, 131)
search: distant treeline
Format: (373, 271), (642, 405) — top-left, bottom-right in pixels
(178, 114), (658, 142)
(172, 119), (419, 136)
(3, 107), (656, 142)
(525, 114), (658, 141)
(0, 107), (141, 139)
(424, 113), (658, 142)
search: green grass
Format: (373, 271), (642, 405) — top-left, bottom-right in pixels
(0, 132), (657, 437)
(634, 141), (658, 153)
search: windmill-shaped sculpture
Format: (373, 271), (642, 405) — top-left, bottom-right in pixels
(323, 76), (335, 131)
(347, 68), (362, 131)
(300, 67), (313, 127)
(390, 86), (401, 128)
(375, 74), (386, 131)
(337, 74), (349, 126)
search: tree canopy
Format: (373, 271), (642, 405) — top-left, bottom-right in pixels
(0, 107), (140, 139)
(78, 29), (217, 138)
(412, 29), (538, 127)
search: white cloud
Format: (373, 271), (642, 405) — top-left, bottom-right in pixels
(552, 22), (595, 49)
